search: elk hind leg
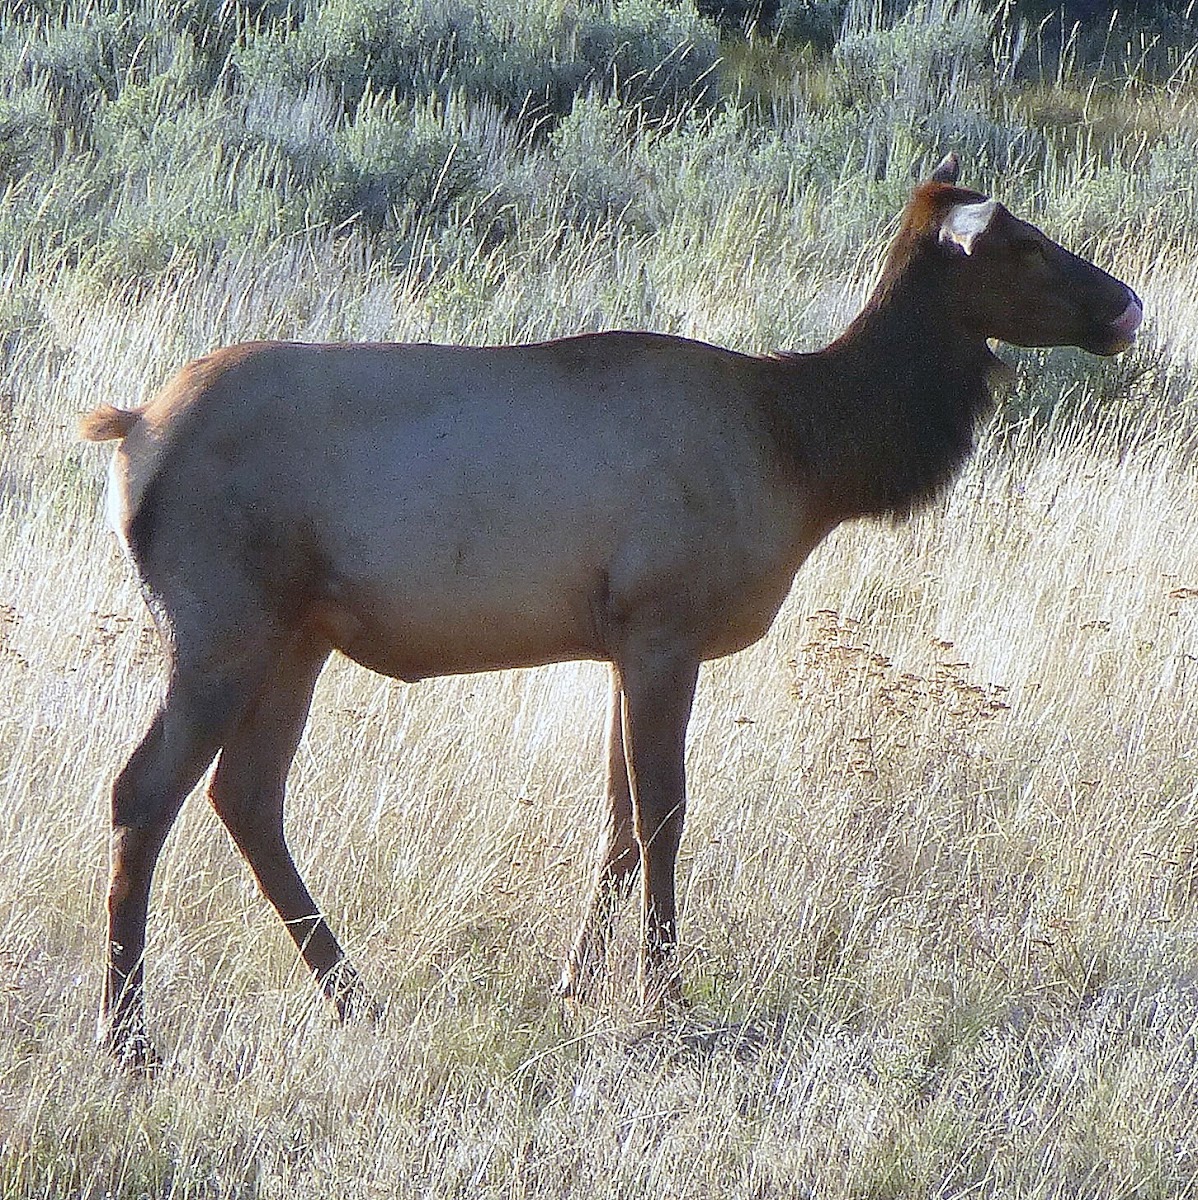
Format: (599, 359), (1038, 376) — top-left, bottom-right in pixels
(206, 632), (371, 1022)
(102, 665), (258, 1066)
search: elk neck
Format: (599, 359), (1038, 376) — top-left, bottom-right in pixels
(766, 247), (1006, 525)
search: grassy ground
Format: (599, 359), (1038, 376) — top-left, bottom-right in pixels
(2, 1), (1198, 1196)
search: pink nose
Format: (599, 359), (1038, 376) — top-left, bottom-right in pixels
(1111, 296), (1143, 343)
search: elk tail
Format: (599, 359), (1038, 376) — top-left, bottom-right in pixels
(79, 405), (140, 442)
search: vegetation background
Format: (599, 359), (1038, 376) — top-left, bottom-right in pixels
(1, 0), (1196, 1195)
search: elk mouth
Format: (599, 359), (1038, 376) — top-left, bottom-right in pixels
(1086, 294), (1143, 356)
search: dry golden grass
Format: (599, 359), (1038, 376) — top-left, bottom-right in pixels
(1, 203), (1197, 1198)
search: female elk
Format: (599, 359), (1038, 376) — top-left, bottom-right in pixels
(82, 156), (1141, 1065)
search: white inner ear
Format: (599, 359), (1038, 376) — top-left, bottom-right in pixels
(939, 199), (998, 256)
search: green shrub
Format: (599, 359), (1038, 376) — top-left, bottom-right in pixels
(543, 94), (647, 232)
(318, 89), (484, 232)
(1078, 139), (1194, 247)
(1141, 134), (1198, 226)
(569, 0), (721, 116)
(4, 8), (156, 146)
(833, 0), (997, 107)
(239, 78), (340, 182)
(235, 0), (720, 123)
(0, 89), (54, 183)
(776, 0), (849, 49)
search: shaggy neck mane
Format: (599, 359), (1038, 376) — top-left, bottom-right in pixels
(769, 184), (1007, 523)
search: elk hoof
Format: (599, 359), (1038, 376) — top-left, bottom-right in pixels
(558, 948), (606, 1005)
(637, 964), (685, 1014)
(322, 961), (380, 1024)
(341, 989), (385, 1025)
(102, 1025), (163, 1074)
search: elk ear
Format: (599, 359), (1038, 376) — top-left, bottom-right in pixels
(929, 153), (960, 184)
(938, 199), (998, 256)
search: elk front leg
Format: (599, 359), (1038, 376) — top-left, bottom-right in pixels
(618, 645), (699, 1008)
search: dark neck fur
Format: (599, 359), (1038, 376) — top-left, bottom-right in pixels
(766, 245), (1005, 523)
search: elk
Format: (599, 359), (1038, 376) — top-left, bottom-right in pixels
(82, 155), (1141, 1065)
